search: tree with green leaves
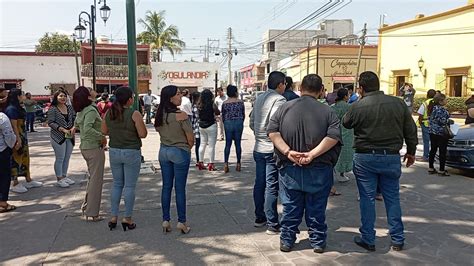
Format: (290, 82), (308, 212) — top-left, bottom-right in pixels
(35, 33), (80, 53)
(137, 10), (185, 62)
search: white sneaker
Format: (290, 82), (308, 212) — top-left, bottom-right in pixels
(24, 180), (43, 189)
(337, 173), (350, 183)
(11, 183), (28, 193)
(63, 177), (75, 185)
(56, 179), (70, 188)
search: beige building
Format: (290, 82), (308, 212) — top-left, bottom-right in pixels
(280, 45), (378, 92)
(378, 2), (474, 97)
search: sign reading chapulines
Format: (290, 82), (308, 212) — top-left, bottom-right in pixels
(323, 58), (376, 78)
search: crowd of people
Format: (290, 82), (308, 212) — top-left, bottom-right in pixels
(1, 71), (473, 254)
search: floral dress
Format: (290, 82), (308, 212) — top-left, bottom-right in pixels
(331, 101), (354, 173)
(5, 105), (30, 179)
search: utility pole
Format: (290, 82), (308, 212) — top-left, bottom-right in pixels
(315, 38), (320, 75)
(227, 27), (233, 85)
(306, 41), (310, 75)
(354, 23), (367, 87)
(72, 36), (81, 86)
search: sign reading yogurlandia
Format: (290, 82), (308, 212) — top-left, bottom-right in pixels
(160, 71), (210, 80)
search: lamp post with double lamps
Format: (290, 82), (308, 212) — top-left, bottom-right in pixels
(74, 0), (111, 91)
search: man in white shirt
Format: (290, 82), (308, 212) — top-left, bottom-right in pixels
(214, 87), (228, 140)
(143, 90), (153, 124)
(179, 89), (193, 120)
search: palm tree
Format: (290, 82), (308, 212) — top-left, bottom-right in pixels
(137, 10), (185, 62)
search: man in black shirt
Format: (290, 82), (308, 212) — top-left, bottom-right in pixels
(343, 71), (417, 252)
(267, 74), (341, 253)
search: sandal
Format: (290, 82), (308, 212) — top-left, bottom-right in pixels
(330, 191), (342, 196)
(438, 171), (450, 176)
(428, 169), (438, 175)
(0, 204), (17, 213)
(85, 216), (104, 222)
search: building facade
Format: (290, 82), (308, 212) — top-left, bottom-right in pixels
(150, 62), (219, 94)
(378, 3), (474, 97)
(281, 45), (378, 92)
(0, 51), (78, 97)
(239, 63), (265, 91)
(80, 43), (152, 94)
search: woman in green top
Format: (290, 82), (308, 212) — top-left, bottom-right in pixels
(102, 86), (147, 232)
(331, 88), (354, 181)
(72, 86), (107, 221)
(155, 85), (194, 234)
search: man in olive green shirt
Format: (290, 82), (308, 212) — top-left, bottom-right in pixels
(24, 92), (37, 132)
(343, 71), (417, 252)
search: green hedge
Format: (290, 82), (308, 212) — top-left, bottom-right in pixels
(413, 97), (469, 114)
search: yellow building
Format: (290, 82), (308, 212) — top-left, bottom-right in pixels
(280, 45), (378, 92)
(378, 2), (474, 97)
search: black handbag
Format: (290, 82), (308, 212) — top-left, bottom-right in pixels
(443, 124), (454, 139)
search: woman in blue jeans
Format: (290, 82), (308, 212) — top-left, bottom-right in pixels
(102, 86), (147, 231)
(221, 85), (245, 173)
(155, 85), (194, 234)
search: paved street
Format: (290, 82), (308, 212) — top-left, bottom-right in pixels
(1, 104), (473, 265)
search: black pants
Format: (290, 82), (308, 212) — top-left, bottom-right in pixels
(429, 134), (448, 171)
(195, 137), (200, 162)
(0, 148), (12, 201)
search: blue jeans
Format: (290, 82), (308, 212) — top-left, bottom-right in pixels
(253, 151), (279, 227)
(279, 164), (333, 248)
(109, 148), (142, 217)
(421, 124), (430, 159)
(224, 120), (244, 163)
(26, 112), (35, 132)
(353, 153), (405, 246)
(159, 145), (191, 223)
(51, 139), (74, 178)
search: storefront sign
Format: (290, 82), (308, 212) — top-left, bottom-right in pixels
(325, 59), (358, 77)
(159, 71), (210, 80)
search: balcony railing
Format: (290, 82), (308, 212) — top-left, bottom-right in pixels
(81, 64), (152, 79)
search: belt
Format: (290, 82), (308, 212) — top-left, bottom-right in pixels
(355, 149), (399, 155)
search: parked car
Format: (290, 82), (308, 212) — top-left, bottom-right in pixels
(250, 91), (264, 107)
(240, 91), (251, 101)
(445, 124), (474, 170)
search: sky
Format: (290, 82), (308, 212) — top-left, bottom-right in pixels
(0, 0), (469, 76)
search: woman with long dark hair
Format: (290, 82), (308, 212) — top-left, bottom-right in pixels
(73, 86), (106, 221)
(428, 93), (451, 176)
(221, 85), (245, 173)
(48, 89), (76, 188)
(190, 91), (201, 166)
(102, 86), (147, 231)
(6, 89), (43, 193)
(155, 85), (194, 234)
(197, 89), (220, 171)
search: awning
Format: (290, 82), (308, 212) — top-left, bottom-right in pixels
(332, 76), (355, 82)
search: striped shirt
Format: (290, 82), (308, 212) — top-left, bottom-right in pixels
(47, 104), (76, 145)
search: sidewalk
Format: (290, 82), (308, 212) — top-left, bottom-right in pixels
(1, 104), (473, 265)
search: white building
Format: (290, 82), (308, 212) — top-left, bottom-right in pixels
(150, 62), (220, 94)
(0, 51), (78, 96)
(261, 20), (356, 75)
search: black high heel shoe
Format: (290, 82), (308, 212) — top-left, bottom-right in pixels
(108, 221), (117, 231)
(121, 221), (136, 231)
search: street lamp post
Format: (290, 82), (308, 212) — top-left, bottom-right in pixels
(74, 0), (111, 91)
